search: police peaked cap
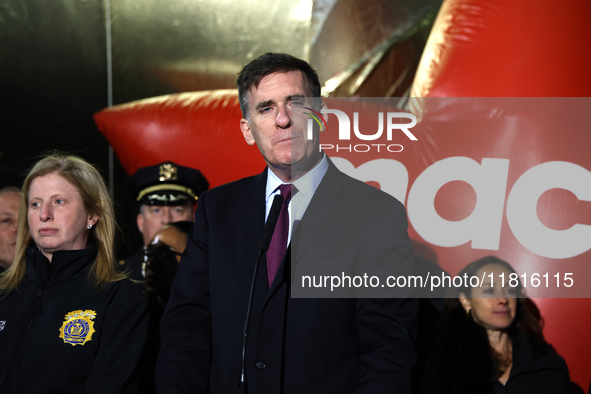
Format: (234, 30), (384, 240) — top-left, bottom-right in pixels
(128, 161), (209, 206)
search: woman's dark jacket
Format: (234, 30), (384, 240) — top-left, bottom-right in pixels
(0, 246), (149, 394)
(420, 330), (571, 394)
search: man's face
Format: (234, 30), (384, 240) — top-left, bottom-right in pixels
(0, 191), (20, 268)
(137, 202), (194, 246)
(240, 71), (322, 177)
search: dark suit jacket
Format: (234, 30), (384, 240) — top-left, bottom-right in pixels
(156, 159), (417, 394)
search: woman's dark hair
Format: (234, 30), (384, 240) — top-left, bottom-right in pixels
(436, 256), (546, 380)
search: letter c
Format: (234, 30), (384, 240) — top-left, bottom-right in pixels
(506, 161), (591, 258)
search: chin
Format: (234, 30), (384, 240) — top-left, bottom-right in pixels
(492, 319), (514, 330)
(37, 240), (56, 248)
(36, 242), (59, 253)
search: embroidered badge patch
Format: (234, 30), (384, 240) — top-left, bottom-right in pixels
(59, 310), (96, 346)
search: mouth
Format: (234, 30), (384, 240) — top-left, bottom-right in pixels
(276, 137), (294, 144)
(275, 133), (303, 145)
(39, 228), (58, 235)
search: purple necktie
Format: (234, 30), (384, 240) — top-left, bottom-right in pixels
(266, 184), (295, 287)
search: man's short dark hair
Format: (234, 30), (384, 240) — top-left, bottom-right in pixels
(236, 52), (321, 120)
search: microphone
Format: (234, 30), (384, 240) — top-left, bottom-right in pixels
(239, 194), (284, 394)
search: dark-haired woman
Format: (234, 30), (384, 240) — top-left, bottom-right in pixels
(421, 256), (571, 394)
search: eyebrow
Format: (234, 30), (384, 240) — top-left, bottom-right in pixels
(254, 94), (308, 113)
(255, 100), (275, 112)
(30, 193), (66, 199)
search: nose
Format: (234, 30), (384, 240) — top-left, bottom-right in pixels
(162, 207), (173, 224)
(497, 297), (509, 305)
(276, 103), (292, 129)
(40, 203), (53, 222)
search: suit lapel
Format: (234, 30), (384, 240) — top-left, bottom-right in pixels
(292, 159), (343, 264)
(239, 169), (267, 258)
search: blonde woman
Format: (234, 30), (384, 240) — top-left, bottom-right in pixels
(0, 153), (148, 394)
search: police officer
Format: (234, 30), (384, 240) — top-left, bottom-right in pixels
(121, 161), (208, 281)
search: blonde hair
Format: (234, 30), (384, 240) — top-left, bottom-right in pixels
(0, 153), (126, 293)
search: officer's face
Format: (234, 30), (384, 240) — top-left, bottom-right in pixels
(137, 202), (194, 246)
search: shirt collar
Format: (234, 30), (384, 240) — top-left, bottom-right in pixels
(265, 167), (284, 202)
(293, 154), (328, 202)
(265, 154), (328, 202)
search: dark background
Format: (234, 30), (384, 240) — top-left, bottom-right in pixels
(0, 0), (137, 255)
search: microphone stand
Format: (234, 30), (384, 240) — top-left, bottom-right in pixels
(238, 194), (284, 394)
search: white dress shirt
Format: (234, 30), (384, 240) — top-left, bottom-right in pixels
(264, 154), (329, 246)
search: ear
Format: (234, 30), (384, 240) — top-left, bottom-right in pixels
(240, 119), (256, 146)
(136, 213), (145, 234)
(87, 213), (98, 227)
(459, 292), (472, 312)
(320, 101), (328, 120)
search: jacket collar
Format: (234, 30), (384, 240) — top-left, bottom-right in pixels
(26, 244), (98, 286)
(290, 157), (342, 264)
(510, 331), (564, 374)
(491, 331), (565, 384)
(242, 168), (267, 244)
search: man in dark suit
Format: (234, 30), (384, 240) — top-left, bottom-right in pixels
(156, 53), (417, 393)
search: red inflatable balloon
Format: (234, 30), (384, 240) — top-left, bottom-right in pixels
(411, 0), (591, 97)
(94, 90), (265, 188)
